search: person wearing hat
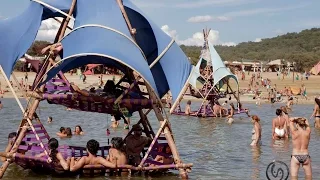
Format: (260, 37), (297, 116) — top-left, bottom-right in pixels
(125, 124), (152, 166)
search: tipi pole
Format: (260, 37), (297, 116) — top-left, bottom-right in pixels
(170, 66), (195, 114)
(0, 66), (25, 113)
(116, 0), (189, 178)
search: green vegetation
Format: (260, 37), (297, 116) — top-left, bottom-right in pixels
(24, 28), (320, 72)
(181, 28), (320, 71)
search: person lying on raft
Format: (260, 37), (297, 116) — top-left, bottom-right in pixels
(125, 124), (152, 166)
(289, 117), (312, 180)
(36, 138), (69, 171)
(106, 137), (129, 175)
(70, 139), (118, 172)
(272, 109), (288, 140)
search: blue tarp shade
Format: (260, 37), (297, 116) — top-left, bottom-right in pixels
(123, 0), (192, 103)
(208, 42), (238, 88)
(40, 0), (74, 19)
(0, 2), (43, 77)
(42, 26), (159, 95)
(73, 0), (131, 38)
(0, 0), (76, 77)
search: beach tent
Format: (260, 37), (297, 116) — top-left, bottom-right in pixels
(310, 61), (320, 75)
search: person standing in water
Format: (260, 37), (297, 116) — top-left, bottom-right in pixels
(289, 117), (312, 180)
(251, 115), (262, 146)
(272, 109), (288, 139)
(185, 100), (193, 115)
(281, 106), (290, 137)
(310, 98), (320, 128)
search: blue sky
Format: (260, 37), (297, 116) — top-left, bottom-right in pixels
(1, 0), (319, 46)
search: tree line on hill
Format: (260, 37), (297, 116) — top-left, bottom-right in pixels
(21, 28), (320, 72)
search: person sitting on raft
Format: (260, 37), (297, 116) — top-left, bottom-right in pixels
(185, 100), (194, 116)
(289, 117), (312, 179)
(74, 125), (84, 135)
(125, 124), (152, 166)
(106, 137), (129, 175)
(272, 109), (288, 140)
(154, 145), (173, 165)
(36, 138), (70, 171)
(70, 139), (117, 172)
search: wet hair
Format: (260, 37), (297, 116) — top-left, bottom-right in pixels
(111, 137), (124, 152)
(87, 139), (99, 155)
(59, 127), (65, 133)
(293, 118), (308, 130)
(315, 98), (320, 107)
(187, 100), (191, 105)
(8, 132), (17, 140)
(66, 127), (72, 136)
(280, 106), (288, 114)
(48, 117), (52, 121)
(75, 125), (83, 133)
(251, 115), (260, 122)
(276, 109), (282, 116)
(48, 138), (59, 162)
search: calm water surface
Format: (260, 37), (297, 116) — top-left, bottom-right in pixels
(0, 99), (320, 180)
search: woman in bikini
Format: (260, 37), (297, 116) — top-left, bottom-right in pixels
(36, 138), (69, 171)
(250, 115), (262, 146)
(310, 98), (320, 128)
(106, 137), (128, 176)
(289, 117), (312, 179)
(272, 109), (288, 139)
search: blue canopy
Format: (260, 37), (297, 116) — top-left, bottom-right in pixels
(0, 0), (192, 102)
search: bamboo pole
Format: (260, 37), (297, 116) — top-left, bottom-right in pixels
(139, 119), (167, 166)
(53, 17), (73, 30)
(0, 66), (25, 113)
(11, 73), (26, 97)
(0, 125), (28, 178)
(116, 1), (188, 178)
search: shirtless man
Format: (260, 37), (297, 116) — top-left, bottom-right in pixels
(70, 139), (117, 171)
(107, 137), (128, 175)
(185, 100), (192, 116)
(125, 124), (152, 166)
(289, 117), (312, 179)
(272, 109), (288, 139)
(56, 127), (67, 138)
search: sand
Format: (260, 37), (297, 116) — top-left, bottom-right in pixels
(0, 71), (319, 104)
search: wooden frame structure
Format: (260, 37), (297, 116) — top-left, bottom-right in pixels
(170, 28), (243, 117)
(0, 0), (192, 178)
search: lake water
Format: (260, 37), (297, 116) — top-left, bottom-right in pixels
(0, 99), (319, 180)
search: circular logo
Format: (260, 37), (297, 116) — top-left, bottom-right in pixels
(266, 160), (289, 180)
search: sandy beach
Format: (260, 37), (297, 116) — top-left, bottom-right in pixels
(0, 71), (319, 104)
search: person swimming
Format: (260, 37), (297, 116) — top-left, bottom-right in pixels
(56, 127), (67, 138)
(272, 109), (288, 139)
(74, 125), (84, 135)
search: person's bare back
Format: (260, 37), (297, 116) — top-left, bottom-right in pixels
(289, 117), (312, 179)
(108, 148), (127, 165)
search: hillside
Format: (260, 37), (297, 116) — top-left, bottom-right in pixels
(181, 28), (320, 71)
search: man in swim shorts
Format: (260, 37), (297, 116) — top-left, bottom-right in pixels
(289, 117), (312, 179)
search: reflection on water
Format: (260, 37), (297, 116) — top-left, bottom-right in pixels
(0, 99), (319, 179)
